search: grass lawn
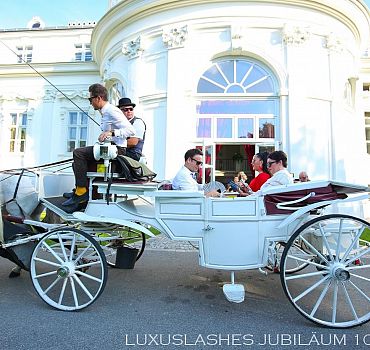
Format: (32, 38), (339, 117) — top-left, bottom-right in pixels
(361, 227), (370, 242)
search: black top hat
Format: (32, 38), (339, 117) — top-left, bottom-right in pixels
(117, 97), (136, 108)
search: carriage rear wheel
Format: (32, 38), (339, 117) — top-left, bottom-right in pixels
(280, 214), (370, 328)
(97, 227), (146, 268)
(30, 228), (107, 311)
(275, 240), (312, 274)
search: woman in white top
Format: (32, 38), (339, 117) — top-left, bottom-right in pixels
(260, 150), (293, 189)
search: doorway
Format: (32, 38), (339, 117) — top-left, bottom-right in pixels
(214, 144), (274, 185)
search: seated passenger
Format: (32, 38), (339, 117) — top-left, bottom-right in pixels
(172, 148), (219, 197)
(260, 150), (293, 189)
(298, 171), (310, 182)
(249, 151), (271, 191)
(237, 171), (248, 185)
(237, 152), (270, 196)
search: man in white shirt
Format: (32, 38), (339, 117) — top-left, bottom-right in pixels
(172, 148), (219, 197)
(62, 83), (135, 213)
(260, 150), (293, 189)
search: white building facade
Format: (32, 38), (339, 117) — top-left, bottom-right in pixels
(0, 1), (370, 188)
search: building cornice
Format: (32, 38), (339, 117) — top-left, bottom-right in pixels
(92, 0), (370, 64)
(0, 62), (99, 77)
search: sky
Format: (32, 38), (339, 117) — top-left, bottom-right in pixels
(0, 0), (108, 29)
(0, 0), (369, 30)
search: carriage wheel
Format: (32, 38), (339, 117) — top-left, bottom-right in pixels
(30, 228), (107, 311)
(98, 227), (146, 268)
(280, 214), (370, 328)
(276, 240), (312, 274)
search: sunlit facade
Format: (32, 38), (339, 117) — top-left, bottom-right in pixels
(0, 1), (369, 191)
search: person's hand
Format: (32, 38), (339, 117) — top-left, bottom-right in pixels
(205, 189), (220, 198)
(98, 131), (113, 142)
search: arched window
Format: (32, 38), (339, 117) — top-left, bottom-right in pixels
(108, 81), (125, 106)
(196, 58), (278, 141)
(195, 58), (279, 179)
(197, 59), (275, 94)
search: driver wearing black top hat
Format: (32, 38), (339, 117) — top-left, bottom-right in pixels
(117, 97), (146, 161)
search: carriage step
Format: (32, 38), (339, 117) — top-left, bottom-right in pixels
(222, 283), (245, 303)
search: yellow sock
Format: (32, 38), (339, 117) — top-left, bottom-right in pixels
(75, 186), (87, 196)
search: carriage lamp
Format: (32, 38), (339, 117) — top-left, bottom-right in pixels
(93, 139), (118, 180)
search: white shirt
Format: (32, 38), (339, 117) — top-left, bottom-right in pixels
(260, 168), (293, 189)
(172, 166), (203, 191)
(100, 102), (135, 147)
(129, 117), (146, 139)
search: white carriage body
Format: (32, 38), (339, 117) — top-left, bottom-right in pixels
(60, 178), (368, 271)
(2, 169), (370, 326)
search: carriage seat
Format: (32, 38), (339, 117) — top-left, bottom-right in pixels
(263, 183), (347, 215)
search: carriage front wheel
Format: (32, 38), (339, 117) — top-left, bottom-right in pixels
(280, 214), (370, 328)
(30, 228), (108, 311)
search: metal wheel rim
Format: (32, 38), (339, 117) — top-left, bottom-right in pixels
(30, 228), (107, 311)
(281, 214), (370, 328)
(276, 241), (311, 274)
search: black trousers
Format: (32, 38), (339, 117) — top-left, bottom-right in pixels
(125, 148), (141, 161)
(72, 146), (126, 187)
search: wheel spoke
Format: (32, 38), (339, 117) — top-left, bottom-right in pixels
(34, 271), (57, 279)
(72, 275), (94, 300)
(57, 233), (69, 261)
(350, 273), (370, 283)
(348, 280), (370, 303)
(41, 241), (64, 264)
(286, 255), (329, 271)
(334, 219), (344, 262)
(75, 270), (103, 283)
(347, 263), (370, 271)
(33, 257), (61, 268)
(341, 282), (358, 321)
(318, 223), (335, 261)
(293, 274), (331, 302)
(331, 282), (339, 324)
(75, 261), (101, 269)
(42, 276), (61, 295)
(69, 233), (77, 262)
(310, 280), (331, 317)
(58, 279), (68, 305)
(345, 245), (370, 266)
(299, 235), (329, 265)
(74, 242), (93, 264)
(285, 270), (329, 281)
(69, 276), (79, 308)
(341, 225), (366, 262)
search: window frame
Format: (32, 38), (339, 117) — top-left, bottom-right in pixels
(196, 113), (277, 141)
(365, 112), (370, 155)
(67, 111), (88, 153)
(9, 112), (27, 153)
(195, 58), (279, 146)
(16, 44), (33, 63)
(74, 43), (93, 62)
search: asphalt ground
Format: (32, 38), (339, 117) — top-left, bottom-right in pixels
(1, 247), (370, 350)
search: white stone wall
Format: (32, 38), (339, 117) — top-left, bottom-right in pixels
(95, 0), (370, 183)
(0, 27), (100, 170)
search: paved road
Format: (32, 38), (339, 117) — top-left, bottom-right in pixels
(1, 249), (370, 350)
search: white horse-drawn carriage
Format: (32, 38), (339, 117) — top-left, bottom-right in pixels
(1, 163), (369, 328)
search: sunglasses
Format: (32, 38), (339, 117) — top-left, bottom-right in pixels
(88, 95), (99, 102)
(121, 107), (134, 112)
(191, 158), (203, 166)
(267, 161), (277, 167)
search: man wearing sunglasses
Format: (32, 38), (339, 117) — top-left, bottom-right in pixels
(117, 97), (146, 161)
(172, 148), (220, 197)
(260, 150), (293, 189)
(62, 83), (135, 213)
